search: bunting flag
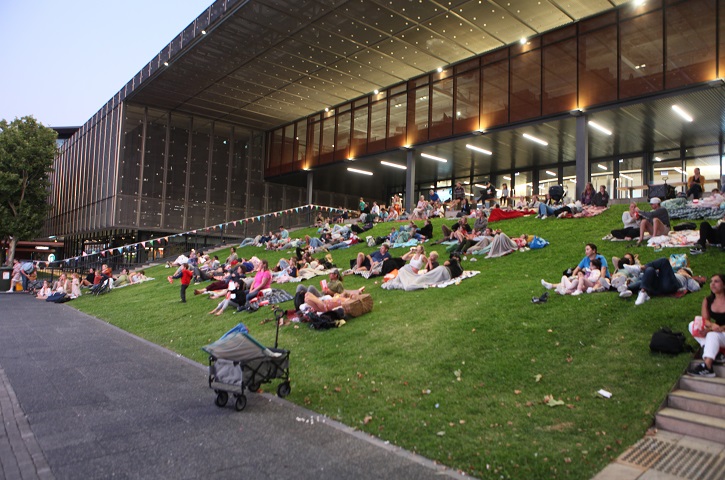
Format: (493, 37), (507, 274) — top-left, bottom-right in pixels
(54, 204), (348, 265)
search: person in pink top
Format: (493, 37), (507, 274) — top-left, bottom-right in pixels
(243, 259), (271, 307)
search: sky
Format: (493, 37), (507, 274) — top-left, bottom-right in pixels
(0, 0), (213, 127)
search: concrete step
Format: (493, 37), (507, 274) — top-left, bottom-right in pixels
(656, 408), (725, 443)
(678, 374), (725, 397)
(688, 360), (725, 377)
(668, 389), (725, 417)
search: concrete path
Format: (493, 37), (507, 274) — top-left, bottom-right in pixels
(0, 293), (465, 479)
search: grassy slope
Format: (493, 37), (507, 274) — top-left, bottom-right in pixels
(70, 204), (717, 479)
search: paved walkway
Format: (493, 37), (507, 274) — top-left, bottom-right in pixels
(0, 293), (465, 479)
(3, 293), (723, 480)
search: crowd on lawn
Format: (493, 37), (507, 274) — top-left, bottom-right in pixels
(5, 258), (149, 303)
(5, 186), (724, 376)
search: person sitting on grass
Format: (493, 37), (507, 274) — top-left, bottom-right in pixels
(401, 245), (428, 274)
(353, 244), (391, 273)
(609, 202), (641, 240)
(80, 267), (95, 287)
(542, 243), (610, 293)
(690, 212), (725, 255)
(237, 259), (272, 311)
(687, 274), (725, 377)
(636, 197), (670, 246)
(208, 279), (245, 316)
(36, 280), (52, 299)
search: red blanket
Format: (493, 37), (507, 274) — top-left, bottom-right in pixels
(488, 208), (535, 223)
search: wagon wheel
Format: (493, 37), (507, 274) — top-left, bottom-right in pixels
(215, 391), (229, 407)
(235, 394), (247, 411)
(277, 382), (291, 398)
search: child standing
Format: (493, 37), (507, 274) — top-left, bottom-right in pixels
(168, 263), (194, 302)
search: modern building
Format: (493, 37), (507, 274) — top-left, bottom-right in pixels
(48, 0), (725, 256)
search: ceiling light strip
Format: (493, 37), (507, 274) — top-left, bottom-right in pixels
(588, 121), (612, 135)
(347, 167), (373, 176)
(420, 153), (448, 163)
(380, 160), (407, 170)
(522, 133), (548, 146)
(671, 105), (693, 122)
(465, 144), (492, 155)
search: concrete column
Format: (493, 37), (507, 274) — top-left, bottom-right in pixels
(405, 149), (415, 213)
(575, 114), (589, 201)
(307, 171), (313, 205)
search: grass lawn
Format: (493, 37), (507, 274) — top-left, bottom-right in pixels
(70, 204), (719, 479)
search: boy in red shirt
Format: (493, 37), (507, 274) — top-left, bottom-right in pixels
(168, 263), (194, 303)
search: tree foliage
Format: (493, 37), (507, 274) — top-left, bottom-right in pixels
(0, 116), (57, 262)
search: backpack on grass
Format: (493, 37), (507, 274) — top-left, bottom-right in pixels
(649, 327), (692, 355)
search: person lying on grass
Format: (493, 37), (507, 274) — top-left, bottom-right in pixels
(618, 257), (706, 306)
(381, 253), (463, 291)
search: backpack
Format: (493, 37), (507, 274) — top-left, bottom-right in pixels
(649, 327), (691, 355)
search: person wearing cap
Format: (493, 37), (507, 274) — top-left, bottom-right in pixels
(635, 197), (670, 246)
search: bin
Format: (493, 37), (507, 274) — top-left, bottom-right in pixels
(0, 267), (12, 292)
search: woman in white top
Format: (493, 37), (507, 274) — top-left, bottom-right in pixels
(609, 202), (641, 240)
(401, 244), (427, 274)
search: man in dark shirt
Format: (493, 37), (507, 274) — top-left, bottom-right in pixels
(592, 185), (609, 207)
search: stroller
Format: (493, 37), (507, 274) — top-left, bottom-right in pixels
(89, 277), (112, 296)
(202, 307), (290, 412)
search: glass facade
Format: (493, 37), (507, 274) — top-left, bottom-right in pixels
(266, 0), (724, 180)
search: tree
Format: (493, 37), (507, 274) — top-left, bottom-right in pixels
(0, 116), (57, 264)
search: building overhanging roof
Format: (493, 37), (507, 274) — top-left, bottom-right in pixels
(125, 0), (627, 131)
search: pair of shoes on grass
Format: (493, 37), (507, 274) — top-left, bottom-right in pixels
(531, 292), (548, 304)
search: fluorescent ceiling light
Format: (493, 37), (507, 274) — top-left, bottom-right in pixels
(466, 144), (492, 155)
(674, 167), (684, 174)
(514, 172), (520, 176)
(522, 133), (548, 146)
(597, 164), (607, 170)
(36, 246), (50, 250)
(620, 174), (633, 180)
(474, 184), (486, 189)
(654, 157), (662, 162)
(503, 176), (511, 180)
(347, 167), (373, 176)
(380, 160), (406, 170)
(464, 181), (470, 185)
(421, 153), (448, 163)
(545, 170), (556, 176)
(588, 121), (612, 135)
(671, 105), (693, 122)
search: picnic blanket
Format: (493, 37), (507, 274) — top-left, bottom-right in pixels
(260, 288), (294, 304)
(644, 230), (700, 248)
(488, 208), (535, 223)
(662, 197), (725, 220)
